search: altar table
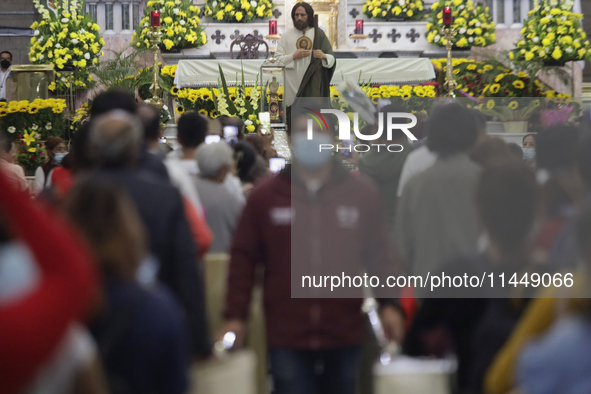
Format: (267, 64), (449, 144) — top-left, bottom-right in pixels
(173, 58), (436, 88)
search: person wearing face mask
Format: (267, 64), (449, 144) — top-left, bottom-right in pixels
(275, 2), (336, 109)
(522, 133), (536, 168)
(218, 107), (406, 394)
(34, 137), (67, 195)
(0, 51), (16, 102)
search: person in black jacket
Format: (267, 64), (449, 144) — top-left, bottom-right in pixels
(86, 109), (210, 357)
(90, 90), (169, 182)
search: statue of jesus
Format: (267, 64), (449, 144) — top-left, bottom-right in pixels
(275, 2), (336, 109)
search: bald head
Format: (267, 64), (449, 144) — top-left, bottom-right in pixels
(89, 110), (143, 168)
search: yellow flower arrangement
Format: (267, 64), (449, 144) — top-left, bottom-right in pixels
(204, 0), (276, 22)
(431, 57), (554, 98)
(427, 0), (495, 48)
(512, 0), (591, 63)
(0, 99), (67, 142)
(133, 0), (206, 51)
(29, 0), (103, 93)
(362, 0), (424, 21)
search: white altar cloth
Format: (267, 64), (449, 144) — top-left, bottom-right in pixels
(174, 58), (436, 88)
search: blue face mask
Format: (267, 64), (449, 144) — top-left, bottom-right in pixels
(291, 132), (333, 170)
(522, 147), (535, 161)
(54, 152), (67, 164)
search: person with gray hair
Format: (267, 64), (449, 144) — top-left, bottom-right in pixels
(195, 141), (245, 253)
(89, 110), (144, 168)
(86, 109), (211, 357)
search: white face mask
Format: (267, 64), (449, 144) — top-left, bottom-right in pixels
(54, 152), (67, 164)
(291, 132), (333, 170)
(522, 147), (536, 161)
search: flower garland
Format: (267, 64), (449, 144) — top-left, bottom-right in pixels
(133, 0), (207, 52)
(510, 0), (591, 63)
(29, 0), (104, 92)
(427, 0), (495, 48)
(362, 0), (424, 21)
(204, 0), (275, 23)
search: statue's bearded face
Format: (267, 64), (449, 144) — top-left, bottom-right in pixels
(294, 7), (309, 30)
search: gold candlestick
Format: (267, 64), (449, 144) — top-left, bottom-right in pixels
(441, 26), (457, 98)
(145, 26), (164, 112)
(350, 34), (368, 50)
(265, 34), (282, 60)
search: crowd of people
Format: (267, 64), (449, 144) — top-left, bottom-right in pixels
(1, 90), (591, 394)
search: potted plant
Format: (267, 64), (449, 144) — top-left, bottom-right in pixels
(479, 99), (541, 133)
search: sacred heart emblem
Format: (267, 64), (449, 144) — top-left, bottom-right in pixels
(296, 36), (312, 51)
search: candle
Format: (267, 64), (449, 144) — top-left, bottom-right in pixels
(151, 11), (160, 27)
(355, 20), (364, 35)
(269, 20), (277, 35)
(442, 7), (453, 25)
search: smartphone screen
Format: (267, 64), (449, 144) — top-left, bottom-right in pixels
(259, 112), (271, 135)
(205, 134), (221, 144)
(269, 157), (286, 174)
(223, 125), (239, 143)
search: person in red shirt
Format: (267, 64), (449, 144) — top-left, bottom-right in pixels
(0, 168), (98, 394)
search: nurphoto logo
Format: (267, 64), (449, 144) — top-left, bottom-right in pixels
(304, 108), (418, 153)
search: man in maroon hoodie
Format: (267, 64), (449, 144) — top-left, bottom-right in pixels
(220, 107), (405, 394)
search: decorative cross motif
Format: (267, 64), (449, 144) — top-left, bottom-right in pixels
(406, 28), (420, 43)
(272, 8), (282, 19)
(252, 30), (263, 40)
(211, 30), (225, 45)
(349, 8), (359, 18)
(387, 29), (401, 43)
(368, 28), (382, 43)
(230, 30), (243, 40)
